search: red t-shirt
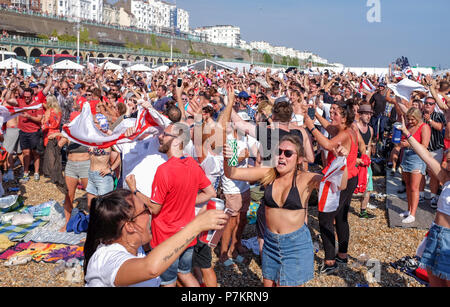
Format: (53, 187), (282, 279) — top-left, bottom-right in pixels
(150, 157), (211, 249)
(76, 96), (87, 108)
(18, 98), (45, 133)
(33, 91), (47, 105)
(88, 100), (100, 115)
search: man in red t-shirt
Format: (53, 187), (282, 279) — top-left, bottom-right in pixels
(18, 88), (45, 182)
(126, 123), (216, 288)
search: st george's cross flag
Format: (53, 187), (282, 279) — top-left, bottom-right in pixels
(318, 156), (347, 213)
(0, 104), (43, 133)
(61, 100), (171, 149)
(359, 79), (376, 93)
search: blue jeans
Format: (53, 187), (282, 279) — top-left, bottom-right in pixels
(160, 246), (195, 285)
(86, 170), (114, 196)
(370, 115), (388, 140)
(262, 224), (314, 286)
(420, 224), (450, 281)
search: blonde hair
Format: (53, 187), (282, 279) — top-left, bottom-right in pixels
(406, 107), (423, 124)
(45, 95), (61, 113)
(260, 134), (305, 187)
(257, 100), (273, 117)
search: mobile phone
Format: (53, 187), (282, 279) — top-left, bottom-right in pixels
(208, 208), (234, 247)
(177, 78), (182, 88)
(308, 108), (316, 120)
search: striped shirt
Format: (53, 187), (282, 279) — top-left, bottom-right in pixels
(425, 112), (445, 152)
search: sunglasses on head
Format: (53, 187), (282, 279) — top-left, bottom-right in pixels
(278, 149), (296, 158)
(131, 206), (151, 220)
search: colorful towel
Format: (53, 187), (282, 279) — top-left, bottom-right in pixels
(0, 241), (84, 263)
(0, 234), (15, 251)
(0, 218), (48, 241)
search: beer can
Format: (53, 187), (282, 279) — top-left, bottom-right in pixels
(199, 198), (226, 247)
(392, 122), (402, 144)
(227, 138), (239, 167)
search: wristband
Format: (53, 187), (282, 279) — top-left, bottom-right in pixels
(407, 134), (412, 139)
(310, 127), (316, 133)
(133, 189), (140, 196)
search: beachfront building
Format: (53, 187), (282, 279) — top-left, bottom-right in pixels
(56, 0), (103, 23)
(250, 41), (276, 55)
(195, 25), (241, 48)
(6, 0), (41, 11)
(40, 0), (57, 15)
(129, 0), (189, 33)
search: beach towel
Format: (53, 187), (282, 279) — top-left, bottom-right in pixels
(389, 256), (429, 286)
(0, 234), (15, 251)
(355, 154), (371, 194)
(0, 241), (84, 263)
(0, 218), (48, 241)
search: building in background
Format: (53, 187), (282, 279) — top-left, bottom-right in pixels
(56, 0), (102, 23)
(40, 0), (56, 15)
(6, 0), (41, 11)
(194, 25), (240, 48)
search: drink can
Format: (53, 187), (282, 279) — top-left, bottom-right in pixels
(227, 138), (239, 167)
(392, 122), (402, 144)
(199, 198), (230, 247)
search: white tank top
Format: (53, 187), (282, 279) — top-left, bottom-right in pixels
(437, 181), (450, 216)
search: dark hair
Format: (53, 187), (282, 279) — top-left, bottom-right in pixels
(165, 104), (182, 123)
(92, 88), (102, 98)
(336, 101), (356, 127)
(158, 85), (167, 93)
(23, 88), (33, 95)
(272, 101), (293, 123)
(83, 189), (135, 275)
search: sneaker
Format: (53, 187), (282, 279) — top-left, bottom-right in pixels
(335, 256), (348, 266)
(359, 210), (376, 220)
(430, 197), (438, 210)
(34, 173), (40, 182)
(366, 203), (377, 210)
(419, 195), (425, 203)
(19, 174), (30, 183)
(390, 168), (396, 175)
(318, 262), (338, 275)
(402, 215), (416, 224)
(399, 211), (410, 218)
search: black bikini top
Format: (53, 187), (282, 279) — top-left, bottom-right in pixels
(262, 169), (305, 211)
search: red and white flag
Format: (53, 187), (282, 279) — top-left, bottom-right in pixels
(318, 156), (347, 213)
(359, 79), (376, 93)
(0, 104), (43, 132)
(61, 101), (171, 149)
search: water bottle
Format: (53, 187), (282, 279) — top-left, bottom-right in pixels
(51, 260), (66, 277)
(313, 241), (319, 254)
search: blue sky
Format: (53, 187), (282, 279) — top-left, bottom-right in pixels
(109, 0), (449, 68)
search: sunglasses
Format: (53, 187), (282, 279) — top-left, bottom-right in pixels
(163, 131), (178, 138)
(424, 102), (435, 106)
(278, 149), (297, 158)
(131, 206), (151, 220)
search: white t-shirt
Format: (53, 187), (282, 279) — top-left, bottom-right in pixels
(115, 135), (167, 198)
(84, 243), (161, 287)
(195, 153), (224, 215)
(221, 136), (250, 195)
(437, 181), (450, 216)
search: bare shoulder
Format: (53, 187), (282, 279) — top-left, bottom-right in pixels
(297, 171), (322, 188)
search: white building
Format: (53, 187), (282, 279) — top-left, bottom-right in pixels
(194, 25), (240, 47)
(129, 0), (189, 33)
(56, 0), (103, 23)
(250, 41), (275, 55)
(41, 0), (57, 15)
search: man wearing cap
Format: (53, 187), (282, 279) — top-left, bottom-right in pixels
(356, 104), (376, 219)
(369, 83), (388, 141)
(237, 91), (256, 122)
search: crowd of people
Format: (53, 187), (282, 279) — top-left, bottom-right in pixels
(0, 61), (449, 287)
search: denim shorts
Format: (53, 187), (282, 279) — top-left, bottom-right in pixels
(419, 224), (450, 281)
(65, 160), (90, 180)
(400, 148), (426, 175)
(85, 170), (114, 196)
(160, 246), (194, 285)
(262, 224), (314, 286)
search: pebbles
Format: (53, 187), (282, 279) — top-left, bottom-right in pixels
(0, 175), (428, 287)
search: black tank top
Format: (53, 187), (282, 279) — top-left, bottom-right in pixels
(359, 127), (372, 146)
(262, 169), (305, 211)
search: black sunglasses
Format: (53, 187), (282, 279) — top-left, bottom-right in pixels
(424, 102), (435, 106)
(278, 149), (296, 158)
(131, 207), (151, 220)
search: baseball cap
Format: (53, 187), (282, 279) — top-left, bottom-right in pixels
(379, 83), (386, 88)
(29, 83), (38, 88)
(74, 84), (82, 90)
(238, 91), (250, 99)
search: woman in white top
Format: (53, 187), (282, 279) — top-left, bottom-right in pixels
(83, 189), (229, 287)
(400, 118), (450, 287)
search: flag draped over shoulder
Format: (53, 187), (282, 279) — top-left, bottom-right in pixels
(318, 156), (347, 213)
(61, 101), (171, 149)
(0, 104), (43, 132)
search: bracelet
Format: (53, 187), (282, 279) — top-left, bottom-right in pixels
(309, 127), (316, 133)
(133, 189), (140, 196)
(407, 134), (412, 139)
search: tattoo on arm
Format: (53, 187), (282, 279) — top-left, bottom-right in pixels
(162, 235), (196, 263)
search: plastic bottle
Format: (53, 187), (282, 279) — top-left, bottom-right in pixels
(51, 260), (66, 277)
(313, 241), (319, 253)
